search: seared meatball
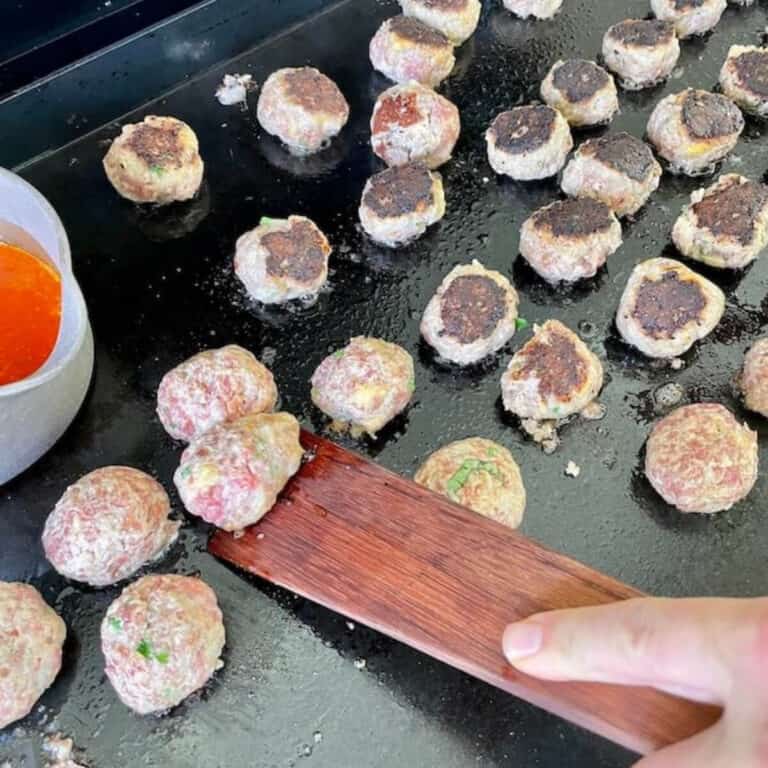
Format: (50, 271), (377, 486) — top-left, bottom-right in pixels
(399, 0), (481, 45)
(502, 0), (563, 19)
(645, 403), (757, 513)
(616, 257), (724, 358)
(234, 215), (331, 303)
(520, 198), (622, 284)
(485, 105), (573, 181)
(0, 583), (66, 729)
(415, 438), (526, 528)
(103, 116), (203, 205)
(650, 0), (726, 39)
(420, 260), (519, 365)
(157, 345), (278, 442)
(311, 337), (415, 437)
(500, 319), (603, 420)
(720, 46), (768, 119)
(540, 59), (619, 128)
(741, 338), (768, 418)
(359, 163), (445, 247)
(370, 16), (455, 88)
(672, 174), (768, 269)
(256, 67), (349, 156)
(646, 89), (744, 176)
(101, 575), (225, 714)
(174, 412), (303, 531)
(42, 467), (180, 588)
(371, 81), (460, 169)
(602, 19), (680, 91)
(561, 132), (661, 218)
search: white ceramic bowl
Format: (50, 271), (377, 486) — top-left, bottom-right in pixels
(0, 168), (94, 485)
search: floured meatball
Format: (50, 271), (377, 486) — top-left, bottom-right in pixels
(359, 162), (445, 247)
(672, 174), (768, 269)
(420, 260), (519, 365)
(741, 338), (768, 418)
(561, 132), (661, 218)
(520, 198), (622, 284)
(616, 257), (724, 358)
(399, 0), (481, 44)
(0, 583), (66, 729)
(415, 438), (526, 528)
(157, 345), (278, 442)
(42, 467), (180, 588)
(101, 574), (225, 714)
(645, 403), (757, 513)
(371, 81), (460, 169)
(234, 215), (331, 303)
(540, 59), (619, 128)
(256, 67), (349, 156)
(602, 19), (680, 91)
(311, 337), (415, 437)
(174, 412), (303, 531)
(503, 0), (563, 19)
(646, 89), (744, 176)
(720, 46), (768, 119)
(103, 116), (203, 204)
(500, 319), (603, 420)
(370, 16), (455, 88)
(485, 105), (573, 181)
(650, 0), (726, 39)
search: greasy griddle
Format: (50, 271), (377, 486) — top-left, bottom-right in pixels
(2, 1), (768, 767)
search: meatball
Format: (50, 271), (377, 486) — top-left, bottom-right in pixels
(256, 67), (349, 156)
(0, 583), (66, 730)
(616, 257), (725, 359)
(420, 260), (519, 365)
(540, 59), (619, 128)
(485, 105), (573, 181)
(502, 0), (563, 19)
(157, 345), (278, 442)
(101, 574), (225, 714)
(741, 338), (768, 418)
(561, 132), (661, 218)
(500, 319), (603, 420)
(310, 337), (415, 437)
(103, 116), (203, 205)
(720, 45), (768, 119)
(359, 163), (445, 247)
(370, 16), (456, 88)
(371, 81), (460, 169)
(398, 0), (481, 45)
(42, 467), (180, 588)
(234, 215), (331, 303)
(519, 198), (622, 284)
(646, 89), (744, 176)
(415, 438), (526, 528)
(672, 174), (768, 269)
(602, 19), (680, 91)
(645, 403), (757, 513)
(174, 412), (303, 531)
(650, 0), (726, 39)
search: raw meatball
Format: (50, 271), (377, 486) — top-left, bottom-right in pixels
(398, 0), (481, 45)
(256, 67), (349, 156)
(646, 89), (744, 176)
(616, 257), (725, 358)
(741, 338), (768, 417)
(359, 162), (445, 247)
(503, 0), (563, 19)
(485, 105), (573, 181)
(101, 574), (225, 714)
(371, 81), (460, 169)
(540, 60), (619, 128)
(561, 132), (662, 218)
(415, 437), (526, 528)
(500, 319), (603, 420)
(103, 116), (203, 205)
(420, 260), (519, 365)
(650, 0), (726, 39)
(602, 19), (680, 91)
(645, 403), (757, 513)
(157, 345), (278, 442)
(720, 45), (768, 119)
(42, 467), (180, 588)
(174, 412), (303, 531)
(520, 198), (622, 284)
(0, 583), (66, 730)
(310, 337), (415, 437)
(370, 16), (456, 88)
(672, 174), (768, 269)
(234, 215), (331, 303)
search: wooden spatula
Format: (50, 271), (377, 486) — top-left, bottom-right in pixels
(209, 431), (720, 755)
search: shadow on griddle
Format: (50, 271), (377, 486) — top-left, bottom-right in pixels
(417, 337), (507, 382)
(512, 256), (606, 307)
(123, 182), (211, 242)
(259, 132), (349, 179)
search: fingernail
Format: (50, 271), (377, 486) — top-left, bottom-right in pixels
(503, 622), (544, 661)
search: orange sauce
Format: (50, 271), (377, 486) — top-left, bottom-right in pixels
(0, 242), (62, 386)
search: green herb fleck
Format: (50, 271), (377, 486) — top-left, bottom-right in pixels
(149, 164), (164, 177)
(108, 617), (123, 631)
(515, 317), (529, 331)
(486, 447), (498, 458)
(446, 459), (500, 500)
(552, 405), (561, 415)
(260, 216), (276, 226)
(136, 639), (152, 659)
(155, 651), (170, 664)
(180, 466), (192, 480)
(408, 376), (416, 392)
(333, 349), (345, 358)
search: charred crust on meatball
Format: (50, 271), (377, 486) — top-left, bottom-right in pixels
(283, 69), (347, 115)
(681, 91), (743, 140)
(489, 106), (557, 155)
(692, 178), (768, 245)
(511, 330), (588, 400)
(631, 272), (707, 338)
(532, 198), (614, 237)
(390, 15), (451, 47)
(608, 19), (675, 47)
(438, 275), (507, 343)
(363, 164), (434, 217)
(584, 133), (656, 182)
(372, 91), (422, 133)
(263, 220), (330, 282)
(126, 123), (183, 168)
(552, 60), (610, 103)
(732, 51), (768, 99)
